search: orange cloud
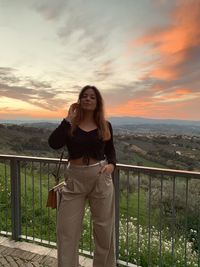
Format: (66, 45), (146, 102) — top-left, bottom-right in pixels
(153, 88), (200, 102)
(132, 0), (200, 81)
(107, 96), (200, 120)
(0, 108), (66, 120)
(174, 89), (192, 95)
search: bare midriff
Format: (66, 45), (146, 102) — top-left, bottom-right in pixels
(69, 157), (100, 166)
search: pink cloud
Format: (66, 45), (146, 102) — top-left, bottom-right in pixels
(107, 95), (200, 120)
(132, 0), (200, 81)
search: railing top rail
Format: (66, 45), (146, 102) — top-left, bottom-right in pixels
(0, 154), (68, 164)
(0, 154), (200, 178)
(117, 163), (200, 178)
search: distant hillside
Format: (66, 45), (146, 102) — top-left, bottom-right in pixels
(0, 121), (60, 130)
(22, 122), (59, 130)
(108, 116), (200, 126)
(1, 116), (200, 127)
(113, 124), (200, 136)
(0, 123), (61, 158)
(1, 117), (200, 135)
(0, 119), (59, 124)
(0, 122), (200, 171)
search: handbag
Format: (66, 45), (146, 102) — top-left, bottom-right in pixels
(46, 151), (65, 209)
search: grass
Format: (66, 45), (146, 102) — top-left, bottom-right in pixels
(130, 152), (167, 168)
(120, 190), (148, 225)
(0, 161), (57, 241)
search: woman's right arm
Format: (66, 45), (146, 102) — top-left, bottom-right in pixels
(48, 119), (71, 149)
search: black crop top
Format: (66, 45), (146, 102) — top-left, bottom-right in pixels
(48, 119), (117, 166)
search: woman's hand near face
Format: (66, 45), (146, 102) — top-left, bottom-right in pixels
(66, 103), (79, 122)
(99, 164), (115, 175)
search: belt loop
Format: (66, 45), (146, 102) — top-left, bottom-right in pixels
(100, 160), (106, 167)
(67, 161), (70, 169)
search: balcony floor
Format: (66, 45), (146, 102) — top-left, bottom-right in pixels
(0, 236), (92, 267)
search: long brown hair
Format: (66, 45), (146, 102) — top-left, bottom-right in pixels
(71, 85), (111, 140)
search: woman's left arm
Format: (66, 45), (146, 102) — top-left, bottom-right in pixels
(102, 122), (117, 174)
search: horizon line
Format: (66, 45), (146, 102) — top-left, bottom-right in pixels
(1, 116), (200, 123)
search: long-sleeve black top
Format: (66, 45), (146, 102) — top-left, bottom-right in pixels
(48, 119), (117, 166)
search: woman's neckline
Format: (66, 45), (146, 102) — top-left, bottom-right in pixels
(77, 126), (98, 133)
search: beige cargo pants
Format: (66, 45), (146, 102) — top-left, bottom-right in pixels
(57, 161), (116, 267)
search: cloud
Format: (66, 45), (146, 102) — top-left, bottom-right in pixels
(0, 83), (60, 110)
(0, 67), (15, 74)
(34, 0), (112, 61)
(94, 60), (115, 81)
(102, 76), (161, 108)
(0, 67), (21, 84)
(27, 80), (52, 89)
(33, 0), (67, 20)
(104, 79), (200, 121)
(0, 68), (76, 112)
(125, 0), (200, 119)
(57, 17), (108, 60)
(1, 106), (23, 112)
(133, 0), (200, 81)
(0, 107), (63, 120)
(153, 88), (200, 102)
(107, 93), (200, 120)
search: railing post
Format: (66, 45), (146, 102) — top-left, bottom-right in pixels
(113, 166), (120, 265)
(10, 158), (21, 241)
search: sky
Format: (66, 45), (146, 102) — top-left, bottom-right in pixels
(0, 0), (200, 121)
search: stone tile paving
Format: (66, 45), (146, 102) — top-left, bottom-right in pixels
(0, 236), (92, 267)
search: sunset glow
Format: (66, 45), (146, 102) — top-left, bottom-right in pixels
(0, 0), (200, 121)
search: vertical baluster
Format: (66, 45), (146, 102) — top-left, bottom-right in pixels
(24, 161), (28, 239)
(80, 221), (83, 253)
(0, 161), (3, 232)
(184, 178), (188, 266)
(31, 161), (35, 240)
(126, 170), (130, 264)
(137, 170), (141, 267)
(198, 193), (200, 267)
(159, 174), (163, 267)
(113, 167), (120, 264)
(39, 161), (42, 242)
(171, 176), (176, 266)
(148, 175), (152, 266)
(89, 211), (92, 255)
(10, 158), (21, 241)
(4, 160), (8, 233)
(47, 162), (50, 243)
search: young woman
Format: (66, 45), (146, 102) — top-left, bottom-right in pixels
(48, 85), (117, 267)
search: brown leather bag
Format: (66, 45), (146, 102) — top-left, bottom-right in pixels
(46, 151), (64, 209)
(46, 181), (66, 209)
(46, 188), (57, 209)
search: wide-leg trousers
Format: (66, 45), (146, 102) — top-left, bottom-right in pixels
(57, 161), (116, 267)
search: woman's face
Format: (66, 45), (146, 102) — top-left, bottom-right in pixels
(80, 88), (97, 112)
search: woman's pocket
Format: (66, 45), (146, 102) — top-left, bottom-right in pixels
(62, 169), (86, 196)
(95, 172), (113, 198)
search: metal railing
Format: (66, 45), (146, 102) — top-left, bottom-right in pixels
(0, 154), (200, 267)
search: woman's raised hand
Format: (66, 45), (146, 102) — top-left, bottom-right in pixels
(66, 103), (79, 122)
(99, 164), (115, 175)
